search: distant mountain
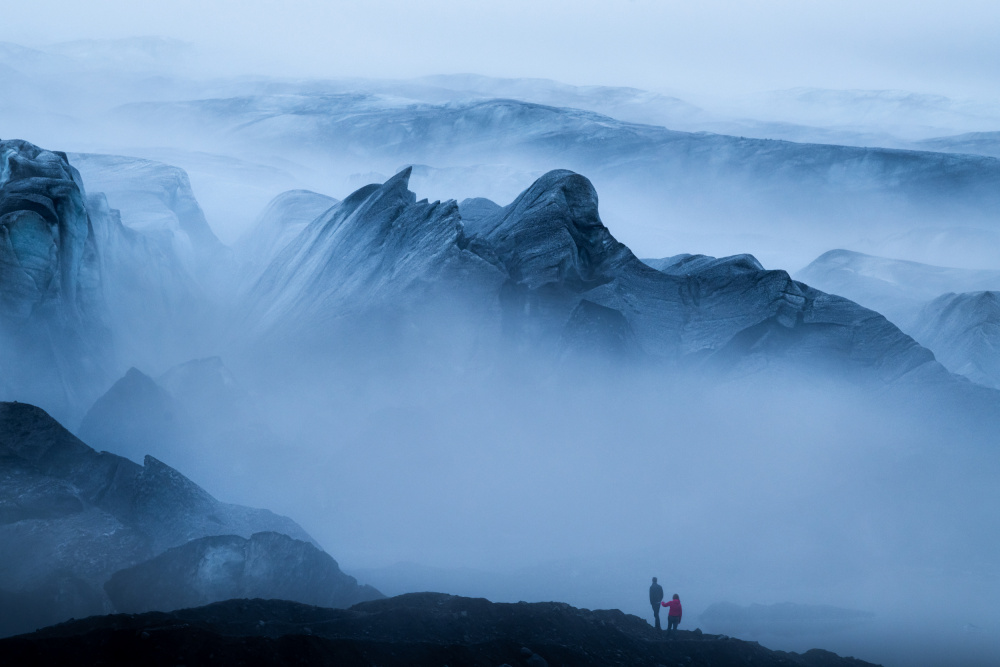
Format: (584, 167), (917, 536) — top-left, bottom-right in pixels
(45, 37), (197, 75)
(114, 93), (1000, 269)
(77, 367), (184, 462)
(78, 358), (276, 479)
(915, 131), (1000, 159)
(0, 401), (335, 637)
(66, 151), (238, 382)
(1, 594), (879, 667)
(414, 72), (709, 128)
(731, 88), (1000, 141)
(910, 292), (1000, 389)
(794, 250), (1000, 329)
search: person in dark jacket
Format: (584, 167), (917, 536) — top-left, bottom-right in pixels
(661, 594), (682, 635)
(649, 577), (664, 630)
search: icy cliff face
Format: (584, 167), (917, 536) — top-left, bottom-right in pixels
(0, 139), (110, 420)
(480, 172), (943, 383)
(67, 153), (224, 262)
(243, 167), (506, 339)
(244, 169), (947, 385)
(910, 292), (1000, 389)
(233, 188), (339, 288)
(85, 191), (212, 370)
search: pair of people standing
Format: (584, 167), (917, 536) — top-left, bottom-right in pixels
(649, 577), (682, 634)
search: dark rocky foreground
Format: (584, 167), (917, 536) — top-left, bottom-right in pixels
(1, 593), (881, 667)
(0, 401), (379, 636)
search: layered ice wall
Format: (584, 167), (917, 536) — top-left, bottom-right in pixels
(0, 139), (110, 420)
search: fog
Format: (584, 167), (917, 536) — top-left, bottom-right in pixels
(7, 0), (1000, 98)
(3, 5), (1000, 665)
(77, 313), (1000, 667)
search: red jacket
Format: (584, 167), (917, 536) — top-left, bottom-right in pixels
(661, 599), (682, 617)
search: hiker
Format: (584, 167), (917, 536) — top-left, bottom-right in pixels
(649, 577), (664, 630)
(661, 594), (682, 634)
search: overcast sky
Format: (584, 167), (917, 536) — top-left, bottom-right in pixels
(7, 0), (1000, 98)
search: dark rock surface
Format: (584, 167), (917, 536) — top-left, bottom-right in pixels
(105, 532), (382, 614)
(1, 593), (881, 667)
(0, 401), (321, 636)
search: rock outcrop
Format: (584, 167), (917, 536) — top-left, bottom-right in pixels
(243, 169), (952, 387)
(0, 401), (320, 636)
(105, 532), (382, 614)
(234, 188), (339, 287)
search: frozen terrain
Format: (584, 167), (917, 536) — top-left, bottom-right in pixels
(2, 34), (1000, 667)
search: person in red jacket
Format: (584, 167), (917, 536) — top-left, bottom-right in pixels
(661, 594), (682, 635)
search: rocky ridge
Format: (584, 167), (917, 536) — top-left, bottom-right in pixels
(244, 168), (957, 388)
(1, 593), (881, 667)
(0, 401), (377, 637)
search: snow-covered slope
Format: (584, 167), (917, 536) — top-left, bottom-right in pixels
(916, 131), (1000, 159)
(728, 88), (1000, 141)
(115, 94), (1000, 269)
(795, 249), (1000, 328)
(413, 73), (709, 128)
(910, 292), (1000, 389)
